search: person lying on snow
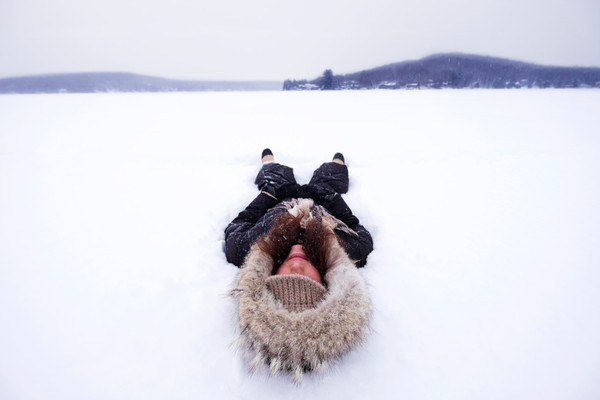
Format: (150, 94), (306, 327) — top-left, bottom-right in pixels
(224, 149), (374, 381)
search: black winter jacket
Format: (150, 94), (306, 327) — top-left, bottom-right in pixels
(225, 161), (373, 268)
(224, 191), (373, 268)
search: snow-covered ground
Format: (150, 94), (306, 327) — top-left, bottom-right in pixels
(1, 90), (599, 399)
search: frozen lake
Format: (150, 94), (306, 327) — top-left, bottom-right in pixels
(1, 89), (599, 399)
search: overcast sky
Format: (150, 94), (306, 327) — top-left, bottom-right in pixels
(1, 0), (599, 81)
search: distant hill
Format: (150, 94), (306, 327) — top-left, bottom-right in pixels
(0, 72), (282, 94)
(284, 53), (600, 90)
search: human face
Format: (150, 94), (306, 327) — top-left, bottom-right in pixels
(276, 244), (323, 284)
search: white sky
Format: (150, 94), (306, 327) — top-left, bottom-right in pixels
(1, 0), (599, 80)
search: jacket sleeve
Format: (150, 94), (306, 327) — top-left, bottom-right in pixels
(224, 192), (279, 266)
(335, 224), (373, 268)
(322, 194), (374, 268)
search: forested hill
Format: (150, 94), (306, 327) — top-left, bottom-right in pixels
(3, 54), (599, 93)
(0, 72), (281, 94)
(284, 53), (600, 90)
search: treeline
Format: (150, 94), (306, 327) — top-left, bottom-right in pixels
(283, 53), (600, 90)
(0, 72), (282, 94)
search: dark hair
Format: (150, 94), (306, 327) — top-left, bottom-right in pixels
(256, 212), (337, 280)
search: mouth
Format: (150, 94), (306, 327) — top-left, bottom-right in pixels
(287, 253), (307, 261)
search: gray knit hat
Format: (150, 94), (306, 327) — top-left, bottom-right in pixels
(266, 274), (327, 312)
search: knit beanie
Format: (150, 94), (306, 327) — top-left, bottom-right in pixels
(266, 274), (327, 312)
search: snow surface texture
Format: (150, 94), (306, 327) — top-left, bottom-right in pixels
(1, 90), (599, 399)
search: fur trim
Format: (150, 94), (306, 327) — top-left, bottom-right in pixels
(231, 199), (372, 383)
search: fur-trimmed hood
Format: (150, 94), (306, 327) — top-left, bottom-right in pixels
(231, 199), (372, 383)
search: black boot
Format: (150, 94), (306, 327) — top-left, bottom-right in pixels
(332, 152), (345, 165)
(261, 148), (274, 164)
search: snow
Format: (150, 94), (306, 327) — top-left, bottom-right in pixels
(1, 89), (599, 399)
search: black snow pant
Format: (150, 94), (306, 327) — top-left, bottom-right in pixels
(254, 160), (349, 197)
